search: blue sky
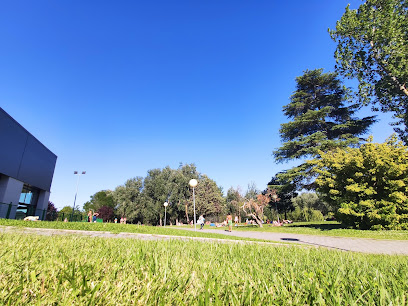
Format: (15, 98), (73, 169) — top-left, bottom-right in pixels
(0, 1), (395, 209)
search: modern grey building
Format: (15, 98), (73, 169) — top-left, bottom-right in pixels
(0, 107), (57, 220)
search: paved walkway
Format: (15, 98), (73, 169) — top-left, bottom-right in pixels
(179, 228), (408, 255)
(1, 226), (407, 255)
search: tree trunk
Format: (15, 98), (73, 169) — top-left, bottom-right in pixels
(248, 213), (263, 227)
(185, 202), (189, 223)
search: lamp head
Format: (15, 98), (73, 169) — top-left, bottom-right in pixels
(164, 202), (168, 207)
(189, 179), (198, 188)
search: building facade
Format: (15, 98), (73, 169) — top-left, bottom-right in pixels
(0, 107), (57, 220)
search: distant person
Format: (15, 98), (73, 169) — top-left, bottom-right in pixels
(88, 210), (93, 223)
(93, 212), (99, 223)
(114, 218), (117, 223)
(227, 215), (233, 232)
(199, 215), (205, 230)
(234, 215), (238, 226)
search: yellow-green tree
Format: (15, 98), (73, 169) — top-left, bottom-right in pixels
(311, 135), (408, 230)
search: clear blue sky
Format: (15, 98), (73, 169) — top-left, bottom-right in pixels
(0, 0), (395, 210)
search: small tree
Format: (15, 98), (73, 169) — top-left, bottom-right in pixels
(311, 135), (408, 230)
(242, 189), (277, 227)
(97, 206), (115, 223)
(46, 201), (58, 221)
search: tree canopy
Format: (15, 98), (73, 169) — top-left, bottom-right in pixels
(274, 69), (376, 189)
(330, 0), (408, 143)
(311, 135), (408, 230)
(109, 164), (225, 225)
(83, 190), (115, 213)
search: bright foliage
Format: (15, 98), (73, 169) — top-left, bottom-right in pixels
(311, 135), (408, 230)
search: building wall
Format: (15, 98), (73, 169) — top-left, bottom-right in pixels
(0, 107), (57, 219)
(0, 107), (57, 192)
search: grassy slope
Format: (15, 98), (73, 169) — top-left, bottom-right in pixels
(0, 233), (406, 305)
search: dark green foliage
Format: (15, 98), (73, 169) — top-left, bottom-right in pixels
(83, 190), (115, 213)
(112, 164), (224, 225)
(288, 193), (328, 222)
(225, 187), (244, 218)
(113, 177), (144, 222)
(267, 174), (297, 219)
(274, 69), (376, 189)
(45, 201), (58, 221)
(330, 0), (408, 143)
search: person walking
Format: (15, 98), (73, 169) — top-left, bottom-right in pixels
(234, 215), (239, 226)
(199, 215), (205, 230)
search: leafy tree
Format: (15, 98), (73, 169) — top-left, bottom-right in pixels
(225, 187), (244, 221)
(165, 164), (198, 224)
(267, 174), (297, 219)
(96, 206), (115, 222)
(289, 193), (327, 222)
(58, 205), (81, 221)
(292, 192), (331, 216)
(83, 190), (115, 213)
(274, 69), (376, 189)
(112, 164), (224, 225)
(311, 135), (408, 230)
(245, 182), (259, 200)
(194, 175), (224, 220)
(113, 177), (144, 223)
(330, 0), (408, 143)
(46, 201), (58, 221)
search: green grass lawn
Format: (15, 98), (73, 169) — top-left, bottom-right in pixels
(0, 219), (276, 244)
(205, 221), (408, 240)
(0, 232), (406, 305)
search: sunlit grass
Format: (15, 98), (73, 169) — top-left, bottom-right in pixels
(0, 219), (274, 243)
(0, 232), (406, 305)
(207, 221), (408, 240)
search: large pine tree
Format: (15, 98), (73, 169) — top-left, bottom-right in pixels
(274, 69), (376, 189)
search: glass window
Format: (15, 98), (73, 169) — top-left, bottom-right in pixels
(18, 184), (40, 218)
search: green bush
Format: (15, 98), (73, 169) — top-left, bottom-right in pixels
(312, 135), (408, 230)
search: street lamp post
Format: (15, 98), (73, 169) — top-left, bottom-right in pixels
(163, 201), (168, 226)
(272, 194), (280, 223)
(189, 179), (198, 231)
(71, 171), (86, 222)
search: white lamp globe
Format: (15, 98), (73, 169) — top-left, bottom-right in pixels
(189, 179), (198, 188)
(164, 202), (168, 207)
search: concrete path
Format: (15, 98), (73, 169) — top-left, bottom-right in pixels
(179, 228), (408, 255)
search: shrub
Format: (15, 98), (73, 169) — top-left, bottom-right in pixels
(311, 135), (408, 230)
